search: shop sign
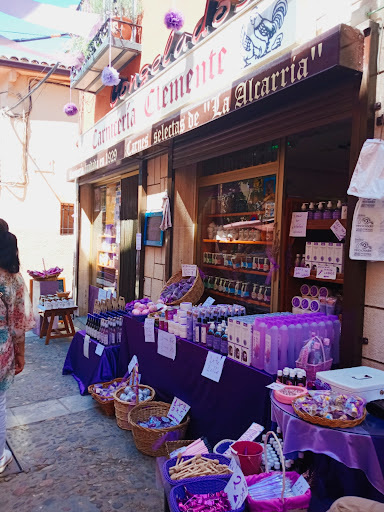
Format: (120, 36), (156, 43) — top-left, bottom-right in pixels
(68, 10), (363, 181)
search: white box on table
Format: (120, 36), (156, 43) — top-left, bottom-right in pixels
(240, 346), (251, 366)
(241, 320), (253, 348)
(316, 366), (384, 402)
(234, 343), (242, 362)
(326, 242), (334, 264)
(305, 242), (312, 267)
(312, 242), (320, 265)
(228, 318), (235, 343)
(228, 342), (236, 360)
(319, 242), (327, 264)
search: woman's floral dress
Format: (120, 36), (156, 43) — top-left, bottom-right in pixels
(0, 269), (34, 391)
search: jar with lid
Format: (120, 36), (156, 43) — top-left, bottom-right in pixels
(251, 284), (259, 300)
(257, 286), (264, 302)
(247, 256), (253, 269)
(264, 286), (271, 304)
(214, 277), (220, 290)
(263, 258), (270, 273)
(242, 282), (251, 298)
(229, 280), (236, 294)
(232, 254), (241, 269)
(252, 256), (258, 270)
(241, 254), (247, 269)
(243, 229), (250, 241)
(235, 280), (242, 296)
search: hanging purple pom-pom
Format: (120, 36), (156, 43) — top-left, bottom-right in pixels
(63, 103), (78, 116)
(101, 66), (121, 86)
(164, 10), (184, 31)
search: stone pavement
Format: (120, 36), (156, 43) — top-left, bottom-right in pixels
(0, 327), (163, 512)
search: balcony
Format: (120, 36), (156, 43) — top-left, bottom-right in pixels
(70, 17), (142, 94)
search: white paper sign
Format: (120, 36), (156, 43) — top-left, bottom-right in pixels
(95, 343), (105, 356)
(289, 212), (308, 237)
(83, 334), (90, 359)
(157, 330), (177, 360)
(266, 382), (286, 390)
(316, 263), (337, 280)
(182, 264), (197, 277)
(201, 352), (226, 383)
(98, 289), (107, 301)
(136, 233), (142, 250)
(167, 397), (191, 424)
(293, 267), (311, 278)
(128, 355), (139, 374)
(202, 296), (215, 307)
(292, 475), (310, 496)
(144, 317), (155, 343)
(331, 220), (346, 241)
(224, 459), (248, 510)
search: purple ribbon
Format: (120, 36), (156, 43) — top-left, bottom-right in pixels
(265, 247), (279, 285)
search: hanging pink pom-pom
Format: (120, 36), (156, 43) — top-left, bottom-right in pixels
(101, 66), (121, 86)
(63, 103), (78, 116)
(164, 10), (184, 31)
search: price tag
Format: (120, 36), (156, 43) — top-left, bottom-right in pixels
(167, 397), (191, 424)
(224, 459), (248, 510)
(289, 212), (308, 237)
(202, 296), (215, 307)
(157, 330), (177, 360)
(316, 263), (337, 280)
(292, 475), (310, 496)
(128, 355), (139, 374)
(136, 233), (142, 250)
(144, 317), (155, 343)
(182, 264), (197, 277)
(201, 352), (226, 383)
(266, 382), (286, 390)
(95, 343), (105, 356)
(331, 219), (346, 241)
(83, 335), (90, 359)
(293, 267), (311, 278)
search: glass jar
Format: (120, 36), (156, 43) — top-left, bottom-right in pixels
(251, 284), (259, 300)
(214, 277), (220, 290)
(257, 286), (264, 302)
(235, 280), (242, 296)
(229, 280), (236, 294)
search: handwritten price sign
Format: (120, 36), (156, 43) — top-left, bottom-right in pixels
(201, 352), (226, 383)
(167, 397), (191, 424)
(225, 459), (248, 509)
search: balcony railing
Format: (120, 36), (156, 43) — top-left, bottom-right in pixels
(70, 17), (142, 93)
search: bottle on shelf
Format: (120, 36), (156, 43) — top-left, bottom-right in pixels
(300, 254), (306, 267)
(207, 322), (215, 349)
(201, 317), (208, 345)
(333, 200), (342, 219)
(213, 324), (222, 352)
(314, 202), (325, 220)
(295, 254), (301, 267)
(323, 201), (333, 220)
(300, 203), (308, 213)
(308, 202), (315, 220)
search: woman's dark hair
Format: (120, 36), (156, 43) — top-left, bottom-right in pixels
(0, 220), (20, 274)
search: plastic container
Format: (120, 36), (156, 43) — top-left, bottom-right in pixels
(230, 441), (263, 476)
(213, 439), (236, 455)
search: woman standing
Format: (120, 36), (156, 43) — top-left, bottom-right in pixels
(0, 219), (33, 473)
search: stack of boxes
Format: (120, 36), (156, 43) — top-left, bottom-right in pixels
(305, 242), (344, 274)
(227, 315), (257, 366)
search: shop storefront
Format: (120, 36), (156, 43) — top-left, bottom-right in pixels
(69, 0), (371, 367)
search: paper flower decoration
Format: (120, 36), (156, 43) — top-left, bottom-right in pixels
(63, 103), (78, 116)
(164, 10), (184, 31)
(73, 52), (85, 71)
(101, 66), (121, 86)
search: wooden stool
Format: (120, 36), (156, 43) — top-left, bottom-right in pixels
(39, 306), (78, 345)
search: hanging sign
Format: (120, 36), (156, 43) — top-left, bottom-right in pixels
(167, 397), (191, 424)
(289, 212), (308, 237)
(157, 330), (177, 360)
(201, 352), (226, 382)
(331, 220), (346, 241)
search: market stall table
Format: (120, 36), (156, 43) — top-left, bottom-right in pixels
(271, 394), (384, 503)
(39, 304), (77, 345)
(63, 330), (120, 395)
(119, 316), (273, 445)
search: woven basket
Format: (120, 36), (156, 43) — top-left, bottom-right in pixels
(163, 453), (232, 486)
(161, 270), (204, 306)
(113, 385), (155, 431)
(292, 402), (367, 428)
(128, 401), (190, 457)
(88, 378), (126, 416)
(170, 479), (246, 512)
(165, 440), (196, 459)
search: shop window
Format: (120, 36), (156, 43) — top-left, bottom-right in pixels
(60, 203), (74, 235)
(202, 140), (279, 176)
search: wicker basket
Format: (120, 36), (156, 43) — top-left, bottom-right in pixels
(161, 270), (204, 306)
(292, 402), (367, 428)
(128, 401), (190, 457)
(88, 378), (126, 416)
(33, 274), (62, 281)
(113, 385), (155, 430)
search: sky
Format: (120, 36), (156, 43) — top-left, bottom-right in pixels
(0, 0), (78, 60)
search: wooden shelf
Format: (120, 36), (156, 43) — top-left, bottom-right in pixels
(289, 269), (344, 284)
(207, 289), (270, 308)
(306, 219), (347, 230)
(203, 239), (273, 245)
(206, 211), (264, 218)
(97, 264), (117, 270)
(202, 264), (268, 276)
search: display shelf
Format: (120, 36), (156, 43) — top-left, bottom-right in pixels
(202, 264), (268, 276)
(97, 264), (117, 270)
(206, 211), (265, 218)
(203, 239), (273, 245)
(289, 269), (344, 284)
(207, 289), (270, 309)
(306, 219), (347, 230)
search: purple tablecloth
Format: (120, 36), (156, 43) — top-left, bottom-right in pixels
(118, 317), (273, 445)
(63, 330), (120, 395)
(271, 395), (384, 496)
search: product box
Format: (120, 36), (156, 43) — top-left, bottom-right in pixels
(316, 366), (384, 402)
(319, 242), (327, 264)
(240, 346), (251, 366)
(334, 243), (344, 273)
(228, 318), (235, 343)
(312, 242), (320, 264)
(326, 242), (334, 264)
(228, 342), (235, 360)
(235, 320), (242, 344)
(241, 322), (253, 348)
(305, 242), (312, 266)
(234, 344), (242, 362)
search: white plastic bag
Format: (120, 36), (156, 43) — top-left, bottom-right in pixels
(347, 139), (384, 199)
(350, 198), (384, 260)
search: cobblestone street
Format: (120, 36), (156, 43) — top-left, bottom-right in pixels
(0, 328), (163, 512)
